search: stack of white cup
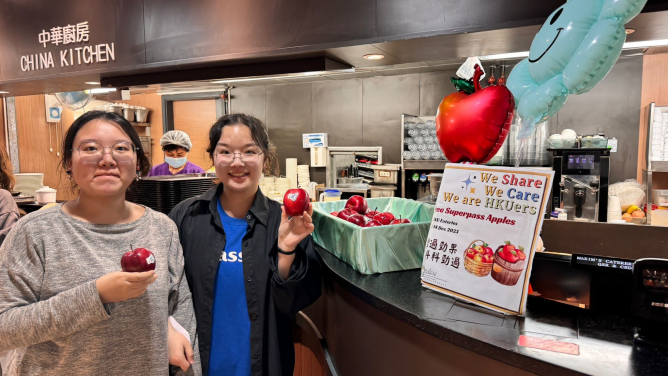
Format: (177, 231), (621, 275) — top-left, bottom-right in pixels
(607, 195), (623, 222)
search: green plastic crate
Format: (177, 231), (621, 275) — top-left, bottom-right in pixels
(312, 197), (434, 274)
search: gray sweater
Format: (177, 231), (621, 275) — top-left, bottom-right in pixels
(0, 204), (201, 375)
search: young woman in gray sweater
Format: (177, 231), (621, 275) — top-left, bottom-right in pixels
(0, 111), (200, 375)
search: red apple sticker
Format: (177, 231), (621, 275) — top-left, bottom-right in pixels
(436, 65), (515, 163)
(283, 188), (310, 217)
(345, 195), (368, 214)
(121, 246), (156, 272)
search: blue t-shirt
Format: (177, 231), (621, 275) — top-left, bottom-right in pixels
(209, 199), (251, 376)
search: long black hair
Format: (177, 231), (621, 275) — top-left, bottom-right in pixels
(58, 111), (151, 190)
(206, 113), (279, 175)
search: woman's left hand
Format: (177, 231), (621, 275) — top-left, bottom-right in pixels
(278, 203), (315, 252)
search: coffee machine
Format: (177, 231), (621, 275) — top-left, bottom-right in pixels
(549, 148), (610, 222)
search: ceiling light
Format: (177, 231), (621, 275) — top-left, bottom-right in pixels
(85, 81), (100, 85)
(625, 28), (635, 35)
(623, 39), (668, 49)
(0, 91), (8, 94)
(478, 51), (530, 60)
(86, 88), (117, 94)
(363, 54), (385, 60)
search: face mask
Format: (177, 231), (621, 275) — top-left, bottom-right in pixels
(165, 156), (187, 168)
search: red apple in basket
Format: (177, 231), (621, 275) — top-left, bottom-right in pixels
(283, 189), (310, 217)
(121, 246), (156, 272)
(373, 212), (395, 225)
(435, 64), (514, 164)
(347, 214), (367, 227)
(365, 207), (380, 219)
(330, 211), (339, 217)
(337, 208), (356, 221)
(345, 195), (368, 214)
(364, 220), (383, 228)
(389, 216), (412, 225)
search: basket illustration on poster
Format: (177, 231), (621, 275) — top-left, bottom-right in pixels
(463, 240), (494, 277)
(491, 241), (527, 286)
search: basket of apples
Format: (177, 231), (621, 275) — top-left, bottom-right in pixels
(312, 196), (434, 274)
(463, 240), (494, 277)
(491, 241), (527, 286)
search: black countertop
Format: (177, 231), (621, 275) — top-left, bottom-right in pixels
(315, 246), (668, 376)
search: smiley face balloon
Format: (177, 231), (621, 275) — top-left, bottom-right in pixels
(507, 0), (646, 138)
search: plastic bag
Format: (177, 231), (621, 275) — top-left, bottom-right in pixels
(608, 179), (646, 211)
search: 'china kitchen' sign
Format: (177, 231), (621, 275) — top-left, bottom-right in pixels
(20, 21), (115, 72)
(421, 164), (553, 315)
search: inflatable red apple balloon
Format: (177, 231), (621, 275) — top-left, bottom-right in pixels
(436, 65), (514, 164)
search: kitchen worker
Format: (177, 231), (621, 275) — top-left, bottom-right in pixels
(148, 130), (205, 176)
(169, 113), (322, 376)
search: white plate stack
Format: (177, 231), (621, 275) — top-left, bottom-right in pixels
(298, 165), (310, 191)
(286, 158), (298, 189)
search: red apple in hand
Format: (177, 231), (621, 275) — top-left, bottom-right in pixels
(345, 195), (368, 214)
(337, 208), (356, 221)
(364, 220), (383, 227)
(365, 207), (380, 219)
(389, 216), (411, 225)
(121, 246), (156, 272)
(373, 212), (395, 225)
(347, 214), (367, 227)
(284, 188), (310, 217)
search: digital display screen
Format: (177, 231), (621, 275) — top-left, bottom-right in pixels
(642, 268), (668, 290)
(571, 254), (633, 273)
(567, 155), (595, 170)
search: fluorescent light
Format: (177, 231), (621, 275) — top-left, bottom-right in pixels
(210, 68), (354, 84)
(0, 91), (8, 94)
(85, 81), (100, 85)
(211, 76), (282, 84)
(86, 88), (117, 94)
(479, 51), (530, 60)
(623, 39), (668, 49)
(157, 88), (229, 96)
(364, 54), (385, 60)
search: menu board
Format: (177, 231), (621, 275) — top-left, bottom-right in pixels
(420, 164), (553, 315)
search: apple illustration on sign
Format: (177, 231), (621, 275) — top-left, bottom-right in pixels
(436, 64), (515, 164)
(283, 188), (310, 217)
(121, 246), (156, 272)
(345, 195), (368, 214)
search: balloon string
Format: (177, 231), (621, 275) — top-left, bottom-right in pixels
(515, 139), (526, 168)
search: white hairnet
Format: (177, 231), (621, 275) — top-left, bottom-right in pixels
(160, 130), (192, 151)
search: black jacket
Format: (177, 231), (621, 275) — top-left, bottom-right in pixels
(168, 184), (322, 376)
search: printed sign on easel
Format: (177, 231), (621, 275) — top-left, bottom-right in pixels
(421, 164), (553, 315)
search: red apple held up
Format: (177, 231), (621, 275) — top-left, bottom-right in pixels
(283, 188), (310, 217)
(121, 246), (156, 272)
(389, 216), (412, 225)
(347, 214), (367, 227)
(345, 195), (368, 214)
(365, 207), (380, 219)
(337, 208), (356, 221)
(373, 212), (395, 225)
(364, 220), (383, 228)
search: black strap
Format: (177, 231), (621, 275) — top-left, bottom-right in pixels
(277, 246), (297, 255)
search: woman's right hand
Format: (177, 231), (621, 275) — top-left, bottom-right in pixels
(96, 271), (158, 304)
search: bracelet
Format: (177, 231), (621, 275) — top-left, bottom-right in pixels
(277, 246), (297, 255)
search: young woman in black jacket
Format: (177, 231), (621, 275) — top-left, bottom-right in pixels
(169, 113), (322, 376)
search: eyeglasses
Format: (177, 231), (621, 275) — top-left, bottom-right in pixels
(214, 149), (264, 166)
(73, 141), (137, 164)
